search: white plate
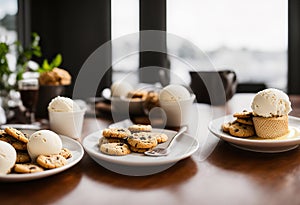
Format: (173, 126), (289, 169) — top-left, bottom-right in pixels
(0, 135), (84, 182)
(0, 124), (41, 130)
(82, 128), (199, 175)
(208, 115), (300, 153)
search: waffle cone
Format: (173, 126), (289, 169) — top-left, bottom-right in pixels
(253, 115), (289, 139)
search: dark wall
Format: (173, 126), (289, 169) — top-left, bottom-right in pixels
(139, 0), (169, 84)
(288, 0), (300, 94)
(30, 0), (112, 98)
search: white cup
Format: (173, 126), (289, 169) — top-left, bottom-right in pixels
(48, 109), (85, 139)
(159, 94), (195, 127)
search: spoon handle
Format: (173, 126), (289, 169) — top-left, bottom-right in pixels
(166, 126), (188, 149)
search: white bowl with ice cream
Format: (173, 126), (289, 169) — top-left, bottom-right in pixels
(48, 96), (85, 139)
(159, 84), (195, 127)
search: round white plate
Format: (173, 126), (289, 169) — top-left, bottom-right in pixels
(208, 115), (300, 153)
(0, 124), (41, 130)
(0, 135), (84, 182)
(83, 128), (199, 167)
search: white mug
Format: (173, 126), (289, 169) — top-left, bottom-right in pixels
(159, 94), (195, 127)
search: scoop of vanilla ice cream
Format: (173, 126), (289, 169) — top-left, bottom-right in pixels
(111, 81), (133, 97)
(251, 88), (292, 117)
(0, 141), (17, 174)
(48, 96), (80, 112)
(27, 130), (62, 160)
(159, 84), (191, 102)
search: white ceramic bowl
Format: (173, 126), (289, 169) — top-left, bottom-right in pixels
(48, 109), (86, 139)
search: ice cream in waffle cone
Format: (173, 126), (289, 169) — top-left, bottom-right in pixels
(251, 88), (292, 139)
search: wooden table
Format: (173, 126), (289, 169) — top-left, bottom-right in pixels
(1, 93), (300, 205)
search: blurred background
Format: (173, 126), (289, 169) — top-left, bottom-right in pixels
(112, 0), (287, 91)
(0, 0), (299, 99)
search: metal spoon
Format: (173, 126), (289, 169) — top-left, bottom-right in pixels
(144, 126), (188, 157)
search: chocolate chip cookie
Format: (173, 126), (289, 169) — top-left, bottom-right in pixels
(127, 132), (158, 149)
(0, 132), (27, 150)
(128, 124), (152, 133)
(36, 154), (67, 169)
(99, 142), (131, 156)
(236, 117), (253, 125)
(222, 122), (232, 133)
(59, 148), (72, 159)
(16, 151), (31, 163)
(228, 122), (255, 137)
(102, 128), (131, 139)
(4, 127), (29, 143)
(99, 137), (126, 145)
(129, 146), (150, 153)
(233, 110), (253, 119)
(14, 163), (44, 173)
(151, 132), (168, 143)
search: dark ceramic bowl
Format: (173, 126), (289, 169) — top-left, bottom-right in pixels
(35, 85), (66, 118)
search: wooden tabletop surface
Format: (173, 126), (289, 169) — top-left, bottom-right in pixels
(1, 93), (300, 205)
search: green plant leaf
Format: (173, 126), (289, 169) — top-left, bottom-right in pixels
(42, 59), (50, 71)
(50, 54), (62, 68)
(0, 42), (9, 56)
(33, 49), (42, 57)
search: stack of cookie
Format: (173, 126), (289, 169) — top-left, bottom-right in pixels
(99, 124), (168, 156)
(100, 128), (132, 156)
(144, 91), (160, 110)
(127, 90), (160, 110)
(0, 128), (31, 165)
(222, 111), (256, 138)
(0, 127), (72, 174)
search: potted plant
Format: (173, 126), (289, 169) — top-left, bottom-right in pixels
(1, 32), (72, 120)
(35, 54), (72, 118)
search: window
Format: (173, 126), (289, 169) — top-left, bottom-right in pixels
(167, 0), (288, 91)
(0, 0), (18, 71)
(0, 0), (18, 44)
(111, 0), (139, 83)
